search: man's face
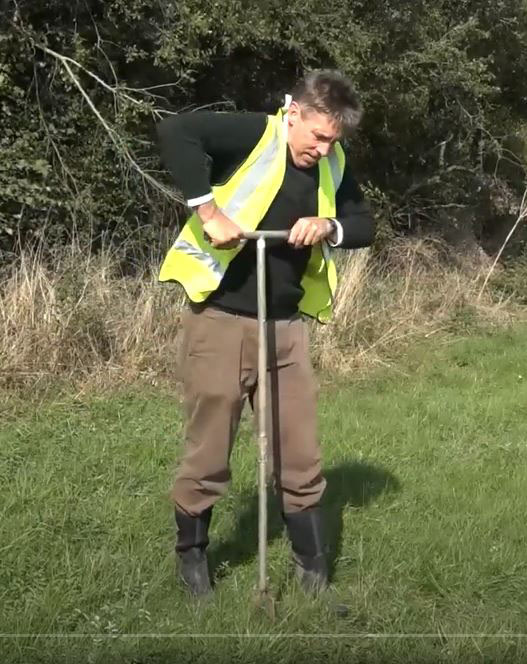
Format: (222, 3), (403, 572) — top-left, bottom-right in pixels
(286, 101), (341, 168)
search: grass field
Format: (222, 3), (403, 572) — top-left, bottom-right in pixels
(2, 324), (527, 663)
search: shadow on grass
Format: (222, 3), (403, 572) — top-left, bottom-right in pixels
(209, 460), (400, 581)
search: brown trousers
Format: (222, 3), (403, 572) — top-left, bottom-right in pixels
(172, 305), (326, 516)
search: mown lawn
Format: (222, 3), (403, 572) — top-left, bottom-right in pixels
(2, 325), (527, 663)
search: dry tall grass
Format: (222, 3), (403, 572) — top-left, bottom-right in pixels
(0, 236), (519, 392)
(0, 240), (183, 391)
(313, 237), (516, 373)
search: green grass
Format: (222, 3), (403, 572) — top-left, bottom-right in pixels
(2, 325), (527, 663)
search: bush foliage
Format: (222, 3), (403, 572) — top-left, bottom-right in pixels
(1, 0), (526, 258)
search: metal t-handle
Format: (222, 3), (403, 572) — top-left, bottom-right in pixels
(242, 230), (290, 240)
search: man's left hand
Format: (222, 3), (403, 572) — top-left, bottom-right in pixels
(288, 217), (333, 248)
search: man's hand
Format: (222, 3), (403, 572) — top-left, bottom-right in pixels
(288, 217), (333, 248)
(196, 200), (244, 249)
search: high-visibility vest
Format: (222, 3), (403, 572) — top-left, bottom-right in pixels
(159, 104), (345, 322)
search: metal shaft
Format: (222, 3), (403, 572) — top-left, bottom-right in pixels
(256, 235), (268, 595)
(242, 230), (288, 598)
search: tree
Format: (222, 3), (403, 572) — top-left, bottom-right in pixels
(1, 0), (525, 258)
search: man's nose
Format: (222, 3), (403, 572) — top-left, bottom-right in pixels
(316, 143), (331, 158)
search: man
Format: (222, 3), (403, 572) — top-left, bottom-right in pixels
(157, 69), (374, 597)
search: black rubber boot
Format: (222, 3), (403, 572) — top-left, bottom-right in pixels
(283, 506), (329, 595)
(175, 507), (213, 597)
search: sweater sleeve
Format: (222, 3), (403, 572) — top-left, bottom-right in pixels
(333, 163), (376, 249)
(156, 111), (268, 205)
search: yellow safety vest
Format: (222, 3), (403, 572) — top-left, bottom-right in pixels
(159, 105), (346, 322)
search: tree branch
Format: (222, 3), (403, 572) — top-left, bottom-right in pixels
(478, 188), (527, 300)
(30, 40), (183, 206)
(401, 165), (476, 200)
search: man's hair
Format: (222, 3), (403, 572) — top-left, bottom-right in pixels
(291, 69), (363, 135)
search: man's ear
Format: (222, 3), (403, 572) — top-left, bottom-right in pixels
(287, 100), (301, 125)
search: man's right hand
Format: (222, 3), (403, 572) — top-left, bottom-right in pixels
(196, 200), (244, 249)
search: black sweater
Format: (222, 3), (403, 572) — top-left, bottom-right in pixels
(157, 111), (375, 318)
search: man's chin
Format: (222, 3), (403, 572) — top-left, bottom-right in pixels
(300, 155), (318, 168)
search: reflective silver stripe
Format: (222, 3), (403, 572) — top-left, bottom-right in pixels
(321, 240), (330, 264)
(223, 123), (281, 219)
(321, 240), (335, 304)
(172, 116), (283, 284)
(172, 239), (224, 280)
(327, 147), (343, 191)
